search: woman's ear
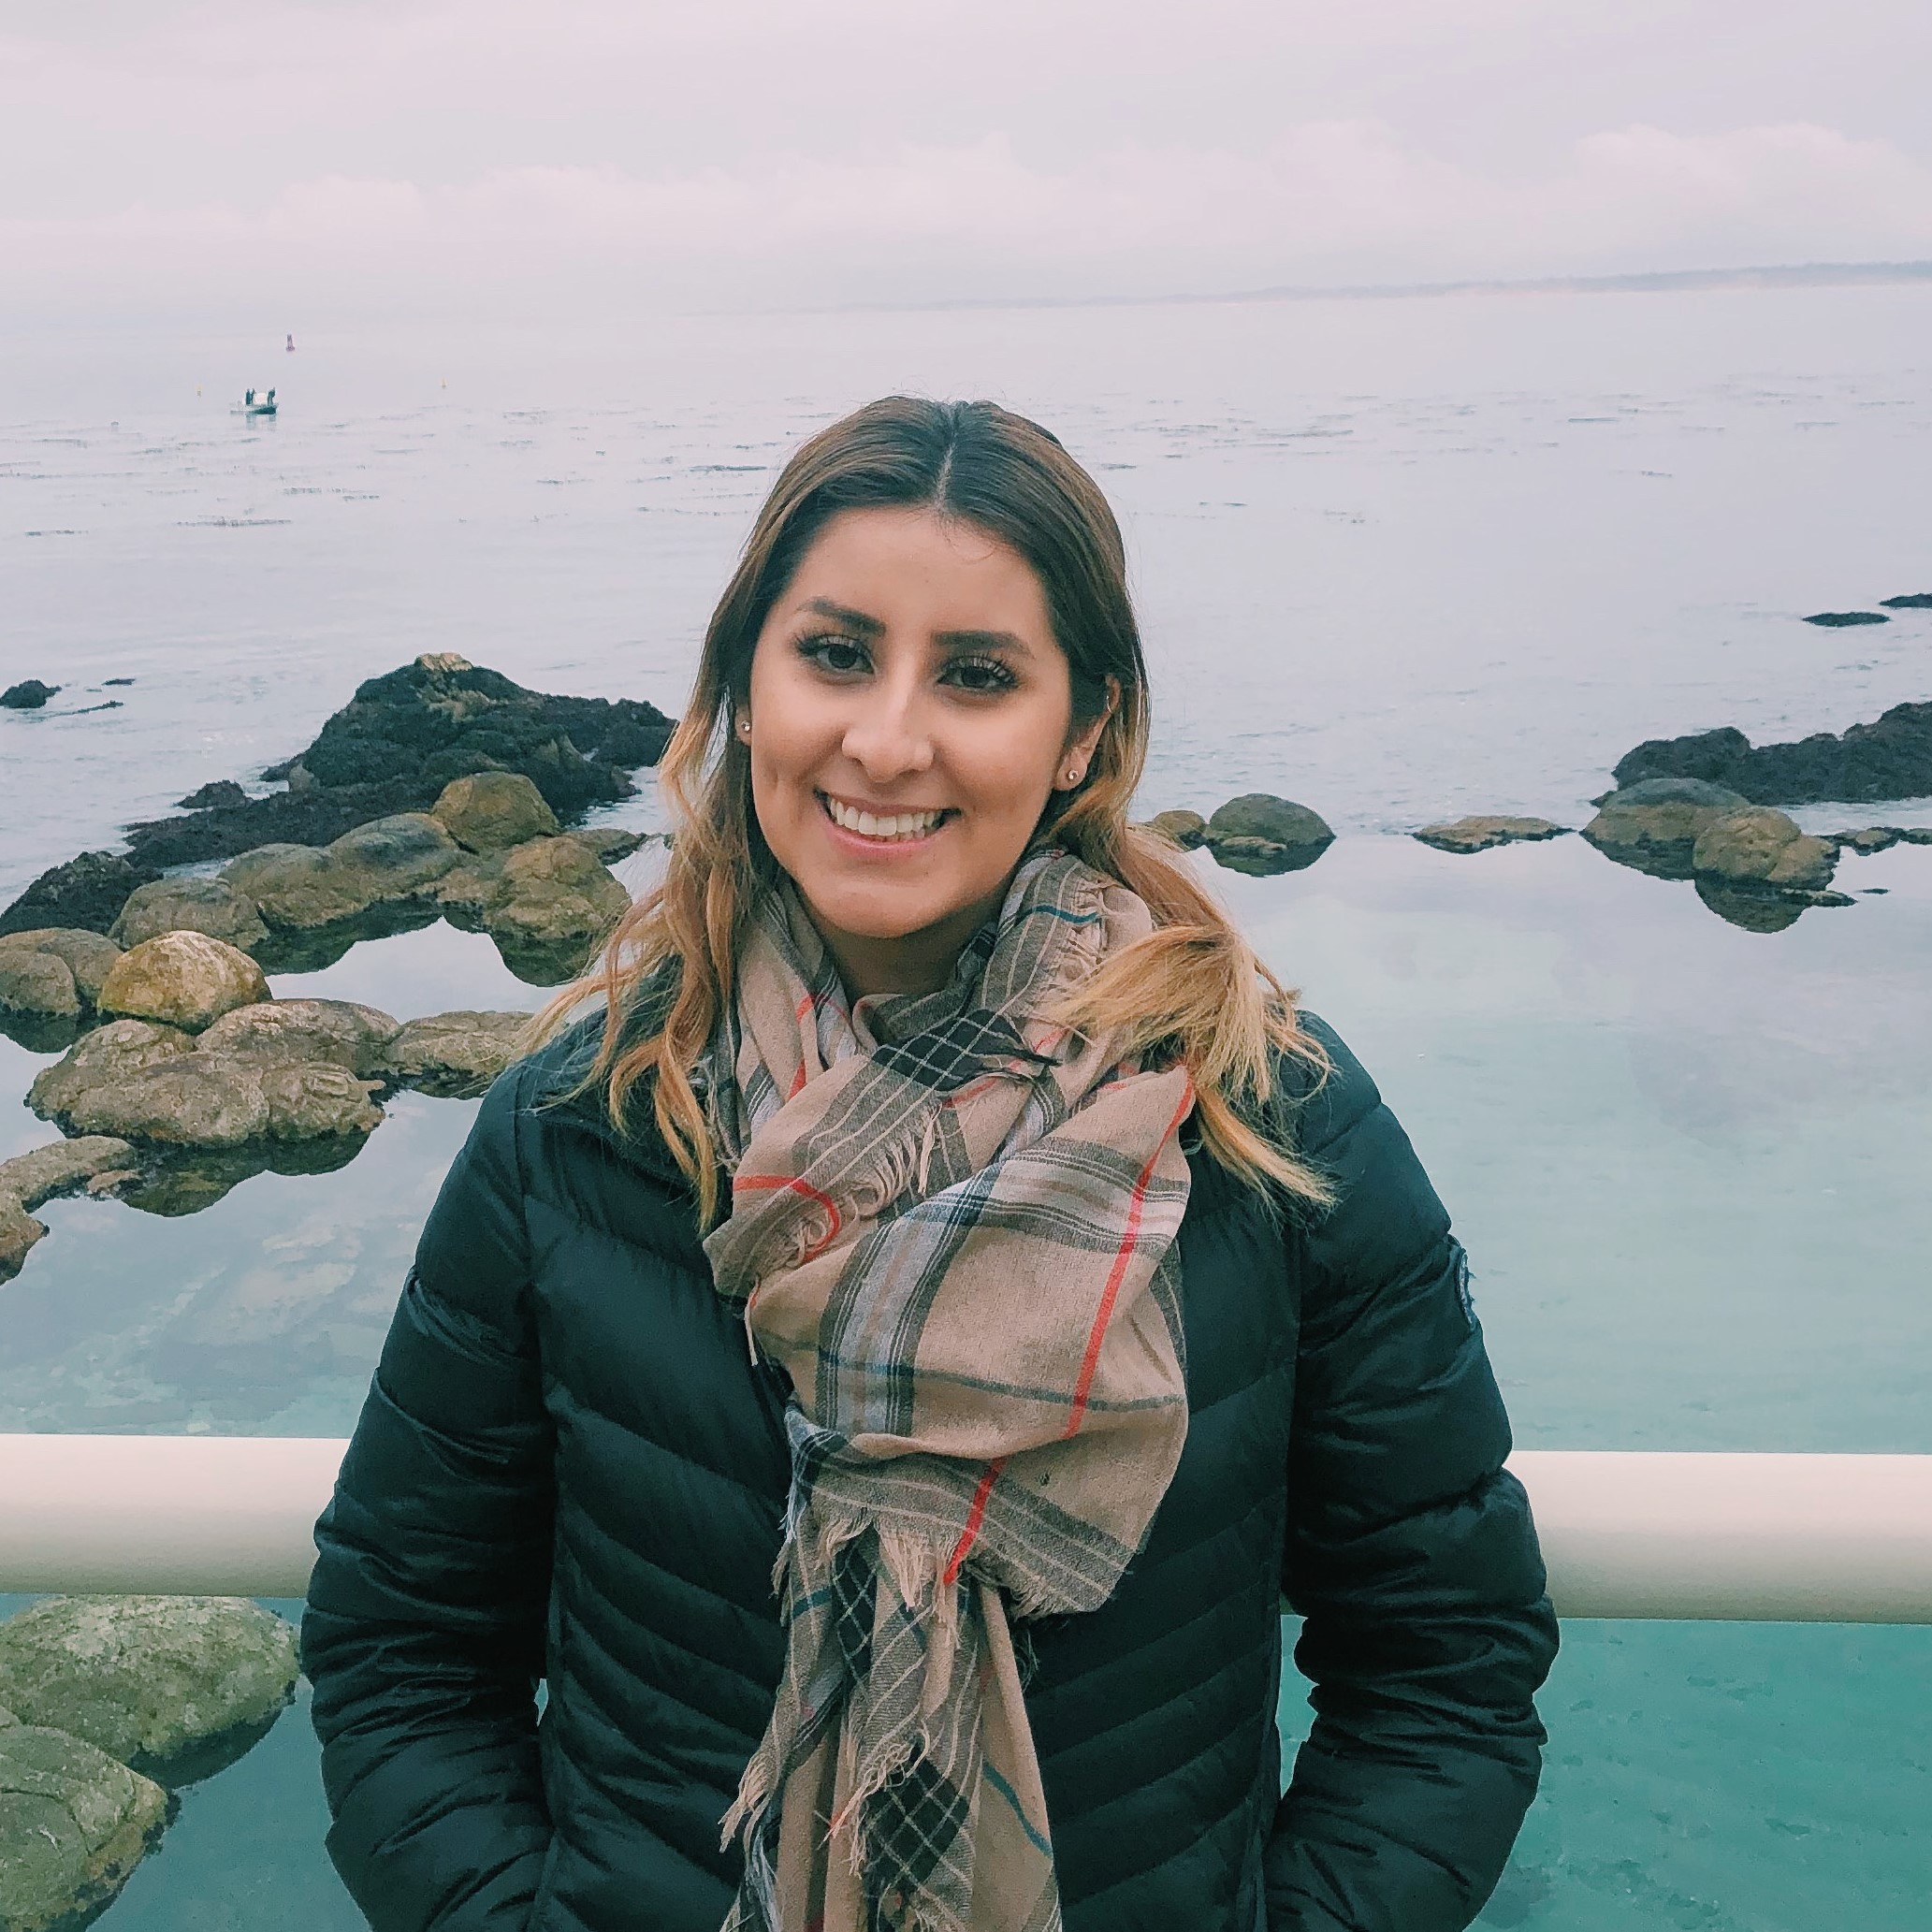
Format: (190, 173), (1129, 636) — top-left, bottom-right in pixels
(1068, 676), (1120, 771)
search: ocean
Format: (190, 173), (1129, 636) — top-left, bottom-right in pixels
(2, 283), (1930, 1926)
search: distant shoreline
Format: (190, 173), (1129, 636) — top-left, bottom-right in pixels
(831, 258), (1932, 317)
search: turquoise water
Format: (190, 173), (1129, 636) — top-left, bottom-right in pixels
(2, 284), (1930, 1923)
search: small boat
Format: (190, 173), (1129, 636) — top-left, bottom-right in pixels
(232, 387), (278, 418)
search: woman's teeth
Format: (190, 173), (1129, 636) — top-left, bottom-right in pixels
(824, 797), (946, 842)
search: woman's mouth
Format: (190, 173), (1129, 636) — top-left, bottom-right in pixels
(818, 792), (953, 846)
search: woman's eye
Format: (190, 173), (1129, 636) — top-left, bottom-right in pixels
(799, 633), (870, 675)
(944, 656), (1018, 694)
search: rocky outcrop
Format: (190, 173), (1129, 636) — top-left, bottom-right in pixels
(0, 656), (674, 937)
(0, 1136), (141, 1280)
(1610, 702), (1932, 806)
(1202, 795), (1334, 876)
(1802, 610), (1887, 627)
(379, 1010), (530, 1097)
(197, 997), (399, 1074)
(1829, 825), (1932, 855)
(109, 877), (269, 951)
(1691, 807), (1838, 893)
(437, 833), (631, 976)
(1880, 592), (1932, 609)
(96, 932), (269, 1032)
(1581, 777), (1750, 879)
(0, 929), (122, 1013)
(27, 1015), (385, 1148)
(431, 770), (561, 853)
(0, 1704), (171, 1932)
(0, 851), (159, 940)
(1140, 809), (1207, 850)
(223, 812), (459, 929)
(1415, 816), (1569, 854)
(0, 1596), (299, 1788)
(122, 653), (674, 873)
(2, 680), (61, 709)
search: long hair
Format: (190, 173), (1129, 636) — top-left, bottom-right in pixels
(532, 396), (1329, 1223)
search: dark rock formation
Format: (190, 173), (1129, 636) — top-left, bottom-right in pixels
(0, 851), (160, 939)
(175, 779), (249, 810)
(1, 680), (59, 709)
(1802, 611), (1887, 627)
(0, 656), (674, 936)
(1415, 816), (1569, 854)
(1880, 593), (1932, 610)
(1610, 702), (1932, 806)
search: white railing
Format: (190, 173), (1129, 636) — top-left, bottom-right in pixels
(0, 1437), (1929, 1622)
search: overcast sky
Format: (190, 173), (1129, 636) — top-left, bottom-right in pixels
(4, 0), (1931, 321)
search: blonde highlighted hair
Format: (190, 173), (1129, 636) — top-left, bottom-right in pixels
(533, 397), (1329, 1224)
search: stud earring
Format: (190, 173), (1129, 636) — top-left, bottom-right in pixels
(737, 717), (751, 738)
(1065, 765), (1082, 786)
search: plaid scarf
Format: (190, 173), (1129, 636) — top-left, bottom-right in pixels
(702, 850), (1195, 1932)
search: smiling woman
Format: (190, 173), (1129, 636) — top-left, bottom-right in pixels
(300, 397), (1557, 1932)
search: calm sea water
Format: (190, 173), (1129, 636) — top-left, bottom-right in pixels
(2, 286), (1930, 1927)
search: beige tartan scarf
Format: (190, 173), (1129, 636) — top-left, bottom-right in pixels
(701, 849), (1194, 1932)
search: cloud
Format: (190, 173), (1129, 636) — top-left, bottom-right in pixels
(7, 115), (1930, 320)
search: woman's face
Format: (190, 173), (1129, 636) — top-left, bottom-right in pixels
(744, 505), (1108, 995)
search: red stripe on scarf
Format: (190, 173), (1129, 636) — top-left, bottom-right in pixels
(1064, 1079), (1195, 1436)
(943, 1457), (1006, 1585)
(731, 1173), (844, 1260)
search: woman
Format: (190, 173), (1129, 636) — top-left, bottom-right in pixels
(304, 397), (1557, 1932)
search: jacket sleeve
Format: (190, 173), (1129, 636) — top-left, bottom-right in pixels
(1264, 1019), (1559, 1932)
(302, 1062), (557, 1931)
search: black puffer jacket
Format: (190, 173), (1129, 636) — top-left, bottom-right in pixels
(303, 1015), (1556, 1932)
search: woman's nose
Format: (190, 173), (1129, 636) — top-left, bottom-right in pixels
(841, 682), (934, 780)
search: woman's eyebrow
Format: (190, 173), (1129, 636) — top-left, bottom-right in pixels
(800, 597), (885, 636)
(933, 628), (1035, 659)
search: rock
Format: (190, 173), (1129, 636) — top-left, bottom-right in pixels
(1581, 777), (1751, 879)
(174, 779), (249, 810)
(0, 1138), (140, 1212)
(0, 1596), (300, 1788)
(571, 826), (648, 864)
(432, 770), (561, 853)
(0, 929), (123, 1005)
(0, 850), (160, 941)
(380, 1010), (529, 1097)
(28, 1022), (197, 1121)
(1, 680), (60, 709)
(1202, 795), (1334, 875)
(1802, 610), (1888, 626)
(0, 1193), (45, 1285)
(110, 876), (269, 951)
(0, 948), (80, 1022)
(1830, 826), (1905, 855)
(224, 814), (459, 930)
(29, 1010), (384, 1148)
(1415, 815), (1570, 854)
(438, 834), (632, 980)
(97, 933), (269, 1032)
(1611, 702), (1932, 806)
(1880, 592), (1932, 610)
(1142, 809), (1207, 850)
(0, 1706), (171, 1932)
(1691, 806), (1838, 893)
(197, 997), (399, 1075)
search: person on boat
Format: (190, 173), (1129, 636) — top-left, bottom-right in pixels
(244, 388), (254, 405)
(302, 396), (1558, 1932)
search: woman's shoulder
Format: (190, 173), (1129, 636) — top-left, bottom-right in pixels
(1265, 1010), (1385, 1167)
